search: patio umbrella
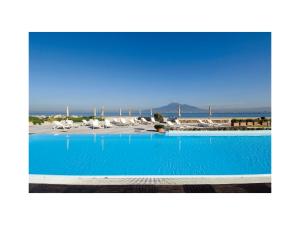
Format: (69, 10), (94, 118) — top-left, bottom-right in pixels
(150, 108), (153, 117)
(119, 108), (122, 117)
(178, 104), (181, 117)
(209, 105), (212, 118)
(101, 106), (104, 117)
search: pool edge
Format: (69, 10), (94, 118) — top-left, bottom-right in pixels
(29, 174), (271, 185)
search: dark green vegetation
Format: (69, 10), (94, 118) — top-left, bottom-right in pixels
(29, 116), (44, 125)
(154, 113), (164, 123)
(154, 124), (165, 130)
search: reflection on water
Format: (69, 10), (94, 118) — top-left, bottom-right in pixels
(93, 133), (96, 143)
(178, 137), (181, 151)
(66, 135), (69, 151)
(101, 136), (104, 151)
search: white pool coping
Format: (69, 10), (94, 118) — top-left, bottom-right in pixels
(166, 130), (271, 136)
(29, 174), (271, 185)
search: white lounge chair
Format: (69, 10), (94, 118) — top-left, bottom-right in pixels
(207, 119), (229, 127)
(104, 119), (113, 128)
(82, 119), (89, 126)
(141, 118), (151, 125)
(120, 118), (130, 126)
(166, 120), (184, 129)
(198, 120), (212, 127)
(52, 121), (70, 130)
(151, 117), (158, 124)
(65, 119), (74, 127)
(111, 118), (120, 125)
(91, 120), (101, 129)
(166, 121), (175, 126)
(134, 117), (141, 124)
(128, 118), (138, 125)
(175, 119), (181, 125)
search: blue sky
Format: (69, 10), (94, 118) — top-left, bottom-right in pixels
(29, 32), (271, 112)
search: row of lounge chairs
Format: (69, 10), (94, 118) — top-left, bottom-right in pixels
(52, 117), (158, 130)
(52, 118), (230, 130)
(166, 119), (230, 129)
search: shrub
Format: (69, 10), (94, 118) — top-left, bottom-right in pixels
(68, 117), (84, 122)
(154, 124), (165, 130)
(154, 113), (164, 123)
(29, 116), (44, 125)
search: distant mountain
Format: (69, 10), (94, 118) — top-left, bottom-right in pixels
(152, 103), (207, 113)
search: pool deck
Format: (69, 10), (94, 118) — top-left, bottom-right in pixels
(29, 183), (271, 193)
(29, 124), (156, 134)
(29, 174), (271, 193)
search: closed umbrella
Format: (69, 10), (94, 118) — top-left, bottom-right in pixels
(209, 105), (212, 118)
(101, 106), (104, 117)
(119, 108), (122, 117)
(128, 108), (131, 116)
(150, 108), (153, 117)
(178, 104), (181, 117)
(94, 107), (97, 119)
(66, 106), (69, 119)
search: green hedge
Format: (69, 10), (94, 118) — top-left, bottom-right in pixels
(154, 124), (165, 130)
(154, 113), (164, 123)
(29, 116), (44, 125)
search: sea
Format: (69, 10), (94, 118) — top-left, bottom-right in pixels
(29, 112), (271, 118)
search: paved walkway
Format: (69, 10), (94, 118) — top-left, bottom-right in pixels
(29, 124), (156, 134)
(29, 183), (271, 193)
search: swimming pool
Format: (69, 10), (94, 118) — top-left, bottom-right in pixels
(29, 132), (271, 176)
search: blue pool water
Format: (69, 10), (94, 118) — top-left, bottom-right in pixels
(29, 133), (271, 176)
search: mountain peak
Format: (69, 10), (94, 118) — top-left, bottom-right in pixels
(153, 103), (206, 113)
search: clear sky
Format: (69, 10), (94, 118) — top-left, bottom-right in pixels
(29, 32), (271, 112)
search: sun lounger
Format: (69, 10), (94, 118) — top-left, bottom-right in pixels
(198, 120), (212, 127)
(104, 119), (113, 128)
(128, 118), (138, 125)
(151, 117), (158, 124)
(134, 117), (141, 124)
(141, 118), (151, 125)
(52, 121), (71, 130)
(166, 121), (175, 126)
(166, 120), (187, 129)
(82, 119), (89, 126)
(207, 119), (229, 127)
(111, 118), (119, 124)
(175, 119), (181, 125)
(111, 118), (128, 126)
(91, 119), (101, 129)
(120, 118), (131, 126)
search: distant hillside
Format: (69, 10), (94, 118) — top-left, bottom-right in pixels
(152, 103), (207, 113)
